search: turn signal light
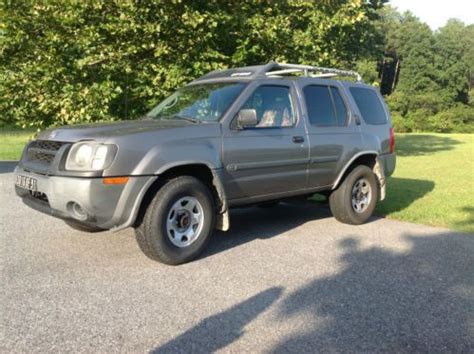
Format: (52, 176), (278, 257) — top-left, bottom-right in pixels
(103, 177), (129, 185)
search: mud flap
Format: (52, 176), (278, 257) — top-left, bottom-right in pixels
(215, 210), (230, 232)
(373, 157), (386, 201)
(211, 170), (230, 231)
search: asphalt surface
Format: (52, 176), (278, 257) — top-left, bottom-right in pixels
(1, 161), (473, 352)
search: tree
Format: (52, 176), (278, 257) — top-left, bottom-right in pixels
(434, 19), (472, 104)
(376, 7), (474, 132)
(0, 0), (386, 129)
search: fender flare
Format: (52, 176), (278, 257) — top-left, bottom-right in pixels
(332, 151), (386, 201)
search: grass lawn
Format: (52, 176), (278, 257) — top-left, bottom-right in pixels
(0, 128), (473, 232)
(0, 128), (36, 160)
(376, 133), (473, 233)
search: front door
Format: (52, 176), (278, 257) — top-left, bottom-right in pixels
(222, 81), (309, 202)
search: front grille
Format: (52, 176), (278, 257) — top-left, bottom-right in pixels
(26, 140), (65, 167)
(31, 140), (63, 151)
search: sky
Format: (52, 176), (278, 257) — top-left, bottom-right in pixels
(389, 0), (474, 30)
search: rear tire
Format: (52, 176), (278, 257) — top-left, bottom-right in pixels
(329, 165), (378, 225)
(135, 176), (215, 265)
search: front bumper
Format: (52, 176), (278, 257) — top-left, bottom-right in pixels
(14, 166), (157, 230)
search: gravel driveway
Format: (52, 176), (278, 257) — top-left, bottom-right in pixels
(1, 162), (473, 352)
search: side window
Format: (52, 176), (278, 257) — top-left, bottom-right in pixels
(241, 85), (295, 128)
(331, 87), (348, 126)
(349, 87), (387, 125)
(303, 85), (335, 126)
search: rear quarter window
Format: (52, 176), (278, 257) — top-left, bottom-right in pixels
(349, 87), (387, 125)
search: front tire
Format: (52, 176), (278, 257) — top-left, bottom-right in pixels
(329, 165), (378, 225)
(135, 176), (215, 265)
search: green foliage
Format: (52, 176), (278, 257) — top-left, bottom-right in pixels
(356, 59), (379, 85)
(389, 90), (474, 133)
(388, 12), (439, 93)
(0, 0), (386, 129)
(429, 105), (474, 133)
(434, 19), (472, 104)
(2, 2), (471, 133)
(379, 7), (474, 133)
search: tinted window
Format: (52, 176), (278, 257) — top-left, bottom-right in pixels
(349, 87), (387, 125)
(331, 87), (348, 126)
(241, 85), (295, 128)
(303, 86), (335, 126)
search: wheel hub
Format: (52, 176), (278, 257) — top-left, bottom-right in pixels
(176, 211), (191, 230)
(351, 178), (372, 213)
(166, 196), (204, 248)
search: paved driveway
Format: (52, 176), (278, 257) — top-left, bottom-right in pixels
(1, 162), (473, 352)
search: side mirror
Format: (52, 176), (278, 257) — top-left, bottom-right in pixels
(236, 109), (257, 129)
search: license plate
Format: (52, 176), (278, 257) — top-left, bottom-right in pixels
(15, 175), (38, 192)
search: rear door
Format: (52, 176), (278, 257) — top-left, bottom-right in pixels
(297, 79), (363, 188)
(222, 80), (309, 201)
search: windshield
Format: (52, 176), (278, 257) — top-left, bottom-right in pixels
(146, 82), (246, 122)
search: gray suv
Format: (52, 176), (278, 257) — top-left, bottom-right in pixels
(14, 62), (396, 265)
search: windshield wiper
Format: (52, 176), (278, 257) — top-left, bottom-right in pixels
(145, 114), (202, 123)
(170, 115), (201, 124)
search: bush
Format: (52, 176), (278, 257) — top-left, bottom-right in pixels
(386, 88), (474, 133)
(429, 105), (474, 133)
(391, 112), (411, 132)
(391, 104), (474, 133)
(386, 90), (451, 117)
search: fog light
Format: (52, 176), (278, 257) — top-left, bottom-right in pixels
(67, 202), (88, 221)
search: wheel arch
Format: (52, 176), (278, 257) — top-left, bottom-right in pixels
(133, 163), (229, 230)
(332, 151), (387, 200)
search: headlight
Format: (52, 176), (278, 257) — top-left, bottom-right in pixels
(66, 142), (117, 171)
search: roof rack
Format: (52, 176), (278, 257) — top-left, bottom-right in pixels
(263, 62), (362, 82)
(190, 61), (363, 84)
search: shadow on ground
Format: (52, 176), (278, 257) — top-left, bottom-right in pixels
(395, 134), (461, 156)
(204, 176), (435, 259)
(203, 202), (332, 258)
(152, 287), (283, 353)
(153, 231), (473, 352)
(274, 232), (474, 352)
(377, 177), (435, 215)
(0, 161), (17, 174)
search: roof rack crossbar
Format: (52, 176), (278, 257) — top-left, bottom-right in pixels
(264, 62), (362, 82)
(310, 73), (338, 78)
(266, 68), (302, 76)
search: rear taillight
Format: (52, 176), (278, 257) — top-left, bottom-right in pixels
(389, 127), (395, 153)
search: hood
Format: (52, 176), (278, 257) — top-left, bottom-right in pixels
(36, 119), (208, 142)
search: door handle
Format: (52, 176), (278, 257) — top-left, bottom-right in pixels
(292, 136), (304, 144)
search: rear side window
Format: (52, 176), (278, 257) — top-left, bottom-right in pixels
(303, 85), (348, 126)
(349, 87), (387, 125)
